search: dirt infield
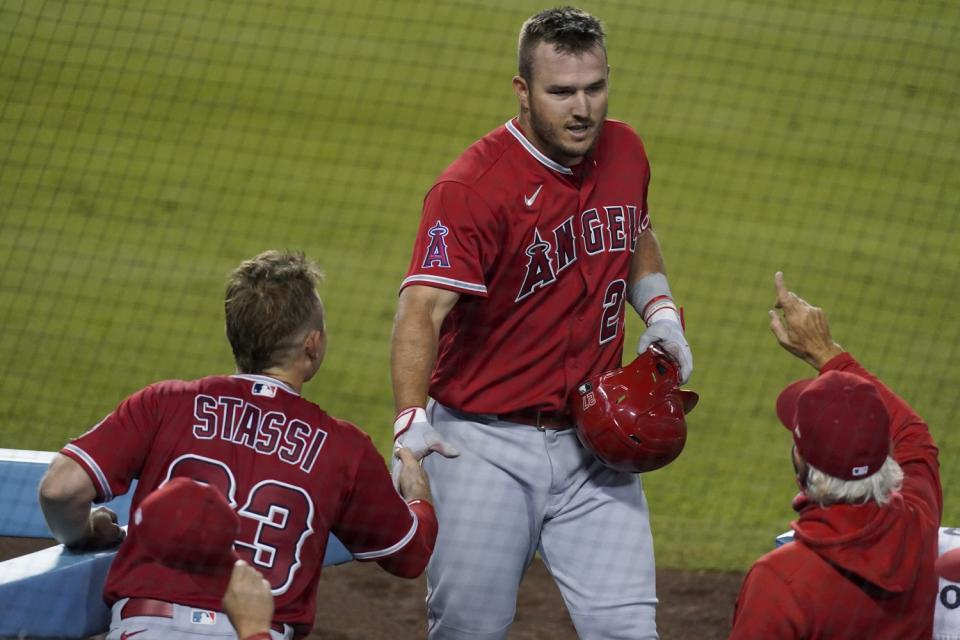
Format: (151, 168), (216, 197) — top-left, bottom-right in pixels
(1, 537), (744, 638)
(312, 559), (743, 639)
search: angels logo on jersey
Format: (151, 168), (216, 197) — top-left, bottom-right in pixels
(422, 220), (452, 268)
(515, 204), (647, 302)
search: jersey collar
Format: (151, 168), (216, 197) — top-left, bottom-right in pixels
(231, 374), (300, 396)
(505, 119), (574, 175)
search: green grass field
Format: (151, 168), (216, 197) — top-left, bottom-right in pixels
(2, 0), (958, 571)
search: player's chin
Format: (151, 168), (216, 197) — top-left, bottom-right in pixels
(559, 135), (598, 161)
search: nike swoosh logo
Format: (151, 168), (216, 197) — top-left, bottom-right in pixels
(524, 184), (543, 207)
(121, 630), (148, 640)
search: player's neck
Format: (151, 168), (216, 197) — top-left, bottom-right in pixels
(255, 368), (303, 394)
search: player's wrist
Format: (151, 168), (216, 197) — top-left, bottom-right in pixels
(630, 273), (677, 322)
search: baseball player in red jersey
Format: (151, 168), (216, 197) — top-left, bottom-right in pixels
(390, 8), (692, 639)
(39, 250), (438, 640)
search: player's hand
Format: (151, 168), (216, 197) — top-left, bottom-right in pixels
(391, 407), (459, 489)
(769, 271), (844, 370)
(637, 320), (692, 384)
(223, 559), (274, 640)
(394, 446), (433, 503)
(67, 506), (125, 551)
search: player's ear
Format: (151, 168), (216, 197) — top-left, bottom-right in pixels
(304, 328), (326, 367)
(513, 75), (530, 112)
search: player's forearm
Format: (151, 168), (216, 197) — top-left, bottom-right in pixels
(391, 317), (437, 411)
(39, 487), (94, 546)
(39, 454), (98, 546)
(629, 231), (666, 282)
(391, 291), (447, 412)
(627, 230), (669, 316)
(376, 500), (438, 578)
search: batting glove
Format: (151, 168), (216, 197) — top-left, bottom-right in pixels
(391, 407), (460, 489)
(637, 319), (692, 384)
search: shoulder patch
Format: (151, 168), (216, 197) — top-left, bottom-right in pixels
(422, 220), (452, 268)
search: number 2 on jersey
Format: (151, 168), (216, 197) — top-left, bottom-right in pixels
(164, 454), (315, 595)
(599, 279), (627, 344)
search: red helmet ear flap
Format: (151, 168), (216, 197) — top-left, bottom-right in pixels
(569, 347), (698, 474)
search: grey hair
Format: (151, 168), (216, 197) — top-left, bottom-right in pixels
(805, 456), (904, 507)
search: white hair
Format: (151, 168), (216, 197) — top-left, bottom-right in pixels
(804, 456), (904, 507)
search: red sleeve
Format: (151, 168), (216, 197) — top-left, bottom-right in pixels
(820, 352), (942, 520)
(729, 564), (804, 639)
(375, 500), (437, 578)
(60, 384), (161, 503)
(333, 438), (435, 577)
(400, 181), (498, 297)
(612, 121), (652, 238)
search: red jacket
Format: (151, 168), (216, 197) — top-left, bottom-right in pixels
(730, 353), (942, 638)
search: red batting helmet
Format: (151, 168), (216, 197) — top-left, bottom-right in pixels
(569, 345), (699, 473)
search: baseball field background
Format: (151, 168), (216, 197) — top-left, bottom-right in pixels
(2, 0), (958, 574)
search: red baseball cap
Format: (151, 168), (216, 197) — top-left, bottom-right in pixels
(134, 477), (240, 575)
(776, 370), (891, 481)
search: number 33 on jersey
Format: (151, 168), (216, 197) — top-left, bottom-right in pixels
(61, 374), (421, 626)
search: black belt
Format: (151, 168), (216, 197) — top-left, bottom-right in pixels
(496, 408), (574, 430)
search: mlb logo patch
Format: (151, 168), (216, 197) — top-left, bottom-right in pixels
(252, 382), (277, 398)
(191, 610), (217, 625)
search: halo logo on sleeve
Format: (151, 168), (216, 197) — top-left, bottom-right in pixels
(422, 220), (452, 268)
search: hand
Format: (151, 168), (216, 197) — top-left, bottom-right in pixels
(223, 559), (274, 639)
(66, 506), (125, 551)
(637, 320), (693, 383)
(769, 271), (844, 370)
(394, 447), (433, 503)
(391, 407), (459, 489)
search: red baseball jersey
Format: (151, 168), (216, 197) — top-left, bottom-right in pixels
(62, 374), (432, 630)
(402, 118), (651, 414)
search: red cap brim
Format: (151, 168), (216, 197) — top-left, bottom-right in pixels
(776, 379), (814, 431)
(937, 548), (960, 582)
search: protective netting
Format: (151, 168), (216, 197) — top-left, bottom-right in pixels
(1, 0), (958, 579)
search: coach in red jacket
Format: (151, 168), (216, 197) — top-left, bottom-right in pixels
(729, 272), (942, 638)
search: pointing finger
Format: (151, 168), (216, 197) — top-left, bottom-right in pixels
(774, 271), (792, 308)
